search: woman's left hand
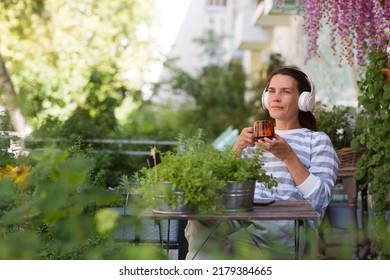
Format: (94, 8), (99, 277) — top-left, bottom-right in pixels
(255, 133), (295, 162)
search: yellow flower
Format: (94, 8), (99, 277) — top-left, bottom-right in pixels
(0, 164), (30, 185)
(10, 165), (30, 184)
(0, 165), (15, 178)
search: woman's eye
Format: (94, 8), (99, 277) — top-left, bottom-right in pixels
(268, 90), (293, 95)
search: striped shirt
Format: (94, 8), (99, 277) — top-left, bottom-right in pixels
(244, 128), (339, 227)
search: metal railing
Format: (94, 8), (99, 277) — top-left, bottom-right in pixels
(1, 133), (177, 156)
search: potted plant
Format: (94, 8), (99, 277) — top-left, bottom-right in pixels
(110, 173), (144, 213)
(314, 103), (359, 150)
(139, 129), (277, 214)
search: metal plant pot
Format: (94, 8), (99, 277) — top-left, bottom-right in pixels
(223, 180), (255, 212)
(152, 182), (190, 214)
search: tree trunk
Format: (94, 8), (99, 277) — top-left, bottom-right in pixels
(0, 52), (31, 137)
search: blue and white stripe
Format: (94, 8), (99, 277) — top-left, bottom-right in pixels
(244, 128), (339, 227)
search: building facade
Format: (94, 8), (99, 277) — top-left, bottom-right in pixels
(160, 0), (359, 106)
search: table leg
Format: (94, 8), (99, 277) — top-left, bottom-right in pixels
(295, 220), (307, 259)
(343, 177), (359, 259)
(167, 219), (171, 254)
(359, 185), (370, 258)
(237, 221), (261, 247)
(156, 220), (163, 251)
(294, 220), (299, 260)
(192, 221), (222, 260)
(156, 219), (186, 258)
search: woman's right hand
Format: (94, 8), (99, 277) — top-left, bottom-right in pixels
(232, 127), (255, 152)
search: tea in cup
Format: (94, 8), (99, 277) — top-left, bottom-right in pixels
(253, 120), (275, 140)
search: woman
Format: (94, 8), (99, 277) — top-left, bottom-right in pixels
(184, 67), (339, 260)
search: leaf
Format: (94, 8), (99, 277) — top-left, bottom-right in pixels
(94, 208), (119, 234)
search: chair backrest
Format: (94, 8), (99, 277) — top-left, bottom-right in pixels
(336, 148), (362, 177)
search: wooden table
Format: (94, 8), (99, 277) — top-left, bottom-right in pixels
(140, 200), (319, 259)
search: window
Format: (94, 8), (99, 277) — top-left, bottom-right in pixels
(207, 0), (227, 7)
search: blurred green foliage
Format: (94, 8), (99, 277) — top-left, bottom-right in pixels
(353, 49), (390, 259)
(0, 139), (167, 260)
(0, 0), (157, 126)
(1, 0), (283, 196)
(314, 103), (359, 150)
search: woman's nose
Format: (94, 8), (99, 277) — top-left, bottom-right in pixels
(271, 92), (282, 102)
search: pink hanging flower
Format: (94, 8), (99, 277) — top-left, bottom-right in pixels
(277, 0), (390, 68)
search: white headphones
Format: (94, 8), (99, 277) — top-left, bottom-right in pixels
(262, 72), (315, 112)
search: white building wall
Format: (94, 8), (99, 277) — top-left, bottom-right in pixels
(165, 0), (206, 76)
(161, 0), (265, 76)
(156, 0), (359, 107)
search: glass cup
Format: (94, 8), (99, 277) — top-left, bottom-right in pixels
(253, 120), (275, 140)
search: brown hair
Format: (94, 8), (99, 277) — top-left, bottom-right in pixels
(266, 66), (317, 131)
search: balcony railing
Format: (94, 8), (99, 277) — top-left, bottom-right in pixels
(1, 133), (177, 156)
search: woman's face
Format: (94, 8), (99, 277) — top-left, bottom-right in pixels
(266, 74), (300, 122)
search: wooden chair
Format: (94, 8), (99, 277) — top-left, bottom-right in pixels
(317, 147), (369, 259)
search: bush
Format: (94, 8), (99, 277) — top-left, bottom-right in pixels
(314, 104), (358, 149)
(0, 142), (167, 260)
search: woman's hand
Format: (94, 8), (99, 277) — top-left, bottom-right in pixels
(232, 127), (256, 152)
(256, 133), (310, 186)
(256, 133), (295, 162)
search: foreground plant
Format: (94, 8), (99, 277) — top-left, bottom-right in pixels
(0, 145), (166, 260)
(139, 129), (277, 213)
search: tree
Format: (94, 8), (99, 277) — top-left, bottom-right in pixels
(0, 0), (157, 134)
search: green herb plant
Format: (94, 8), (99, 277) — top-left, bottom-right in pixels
(139, 129), (277, 213)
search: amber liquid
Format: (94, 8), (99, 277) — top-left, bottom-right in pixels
(253, 120), (275, 140)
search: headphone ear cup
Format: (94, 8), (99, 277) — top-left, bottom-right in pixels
(298, 91), (315, 112)
(262, 91), (269, 110)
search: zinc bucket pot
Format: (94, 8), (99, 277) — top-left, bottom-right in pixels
(152, 182), (190, 214)
(223, 180), (255, 212)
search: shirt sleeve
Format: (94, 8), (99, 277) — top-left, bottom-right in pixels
(300, 132), (339, 222)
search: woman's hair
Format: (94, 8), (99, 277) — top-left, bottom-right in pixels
(266, 66), (318, 131)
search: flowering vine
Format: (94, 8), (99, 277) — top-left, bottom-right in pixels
(277, 0), (390, 68)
